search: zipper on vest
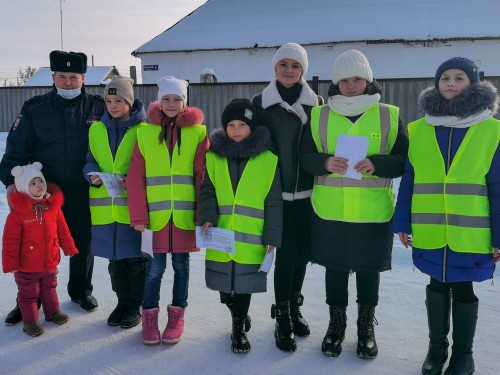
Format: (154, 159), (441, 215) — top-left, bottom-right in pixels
(168, 120), (174, 254)
(442, 129), (454, 282)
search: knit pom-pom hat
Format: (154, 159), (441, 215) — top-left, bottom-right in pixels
(11, 162), (46, 200)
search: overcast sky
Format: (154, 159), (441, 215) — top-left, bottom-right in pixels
(0, 0), (206, 84)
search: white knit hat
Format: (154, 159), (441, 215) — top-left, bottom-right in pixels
(157, 76), (188, 103)
(11, 162), (47, 200)
(104, 75), (135, 106)
(272, 42), (309, 76)
(331, 50), (373, 85)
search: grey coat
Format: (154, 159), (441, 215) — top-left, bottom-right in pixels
(200, 126), (283, 293)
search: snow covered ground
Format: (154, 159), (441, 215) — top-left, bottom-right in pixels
(0, 132), (498, 375)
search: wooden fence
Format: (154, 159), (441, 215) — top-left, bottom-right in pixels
(1, 77), (499, 133)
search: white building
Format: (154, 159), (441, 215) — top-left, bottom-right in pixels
(132, 0), (500, 84)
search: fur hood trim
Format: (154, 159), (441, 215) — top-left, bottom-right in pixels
(419, 81), (499, 118)
(147, 101), (204, 127)
(9, 182), (63, 212)
(209, 126), (272, 160)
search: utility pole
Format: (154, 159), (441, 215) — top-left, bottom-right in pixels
(57, 0), (65, 50)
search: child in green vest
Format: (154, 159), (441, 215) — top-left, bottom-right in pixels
(200, 98), (283, 353)
(83, 75), (147, 329)
(127, 76), (208, 345)
(394, 57), (500, 375)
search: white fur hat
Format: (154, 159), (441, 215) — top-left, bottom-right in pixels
(332, 50), (373, 85)
(11, 162), (46, 200)
(272, 43), (309, 76)
(157, 76), (188, 103)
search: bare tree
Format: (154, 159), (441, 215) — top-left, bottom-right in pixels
(17, 66), (37, 86)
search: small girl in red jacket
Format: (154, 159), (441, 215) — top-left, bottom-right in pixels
(2, 162), (79, 337)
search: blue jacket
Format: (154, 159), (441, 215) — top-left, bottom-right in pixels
(83, 99), (146, 260)
(394, 83), (500, 282)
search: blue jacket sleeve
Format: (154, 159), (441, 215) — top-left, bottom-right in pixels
(82, 145), (101, 184)
(393, 157), (414, 234)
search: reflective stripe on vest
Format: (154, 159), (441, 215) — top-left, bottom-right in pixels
(88, 122), (142, 225)
(205, 150), (278, 265)
(409, 117), (500, 253)
(136, 123), (206, 231)
(310, 103), (399, 222)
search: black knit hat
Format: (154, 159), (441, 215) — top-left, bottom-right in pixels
(49, 50), (87, 74)
(221, 98), (257, 132)
(434, 57), (479, 89)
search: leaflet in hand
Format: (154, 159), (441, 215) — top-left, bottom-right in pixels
(335, 134), (369, 180)
(87, 172), (124, 199)
(258, 250), (275, 273)
(196, 226), (236, 255)
(141, 229), (153, 258)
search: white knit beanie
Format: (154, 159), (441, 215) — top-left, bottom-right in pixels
(104, 75), (135, 106)
(157, 76), (188, 103)
(272, 43), (309, 76)
(11, 162), (47, 200)
(331, 50), (373, 85)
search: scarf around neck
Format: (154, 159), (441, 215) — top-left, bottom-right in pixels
(328, 94), (381, 117)
(425, 109), (491, 128)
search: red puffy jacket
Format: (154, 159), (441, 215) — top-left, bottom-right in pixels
(2, 183), (78, 273)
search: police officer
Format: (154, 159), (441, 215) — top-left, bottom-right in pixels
(0, 50), (106, 324)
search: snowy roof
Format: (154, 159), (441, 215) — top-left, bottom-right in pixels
(24, 66), (120, 86)
(132, 0), (500, 55)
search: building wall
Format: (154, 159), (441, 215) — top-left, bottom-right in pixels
(138, 39), (500, 84)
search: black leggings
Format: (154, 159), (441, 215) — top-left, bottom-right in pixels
(428, 278), (476, 303)
(274, 199), (311, 303)
(220, 292), (251, 319)
(325, 269), (380, 307)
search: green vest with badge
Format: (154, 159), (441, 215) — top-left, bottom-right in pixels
(136, 123), (206, 231)
(409, 117), (500, 253)
(88, 122), (143, 225)
(310, 103), (399, 223)
(205, 151), (277, 265)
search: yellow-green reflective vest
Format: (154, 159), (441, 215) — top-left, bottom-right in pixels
(136, 123), (206, 231)
(205, 150), (278, 265)
(310, 103), (399, 222)
(88, 122), (144, 225)
(409, 117), (500, 253)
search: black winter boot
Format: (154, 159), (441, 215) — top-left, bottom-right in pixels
(121, 257), (147, 329)
(231, 317), (251, 353)
(290, 292), (310, 337)
(5, 298), (41, 326)
(443, 298), (478, 375)
(422, 287), (451, 375)
(357, 304), (378, 359)
(107, 260), (129, 326)
(227, 303), (251, 332)
(321, 305), (347, 357)
(5, 305), (23, 326)
(271, 301), (296, 352)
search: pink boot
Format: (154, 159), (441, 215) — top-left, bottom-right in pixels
(162, 305), (185, 344)
(142, 308), (160, 345)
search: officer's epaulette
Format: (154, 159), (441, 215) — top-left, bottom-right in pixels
(24, 94), (43, 105)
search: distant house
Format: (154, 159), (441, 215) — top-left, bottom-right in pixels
(24, 66), (120, 86)
(132, 0), (500, 83)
